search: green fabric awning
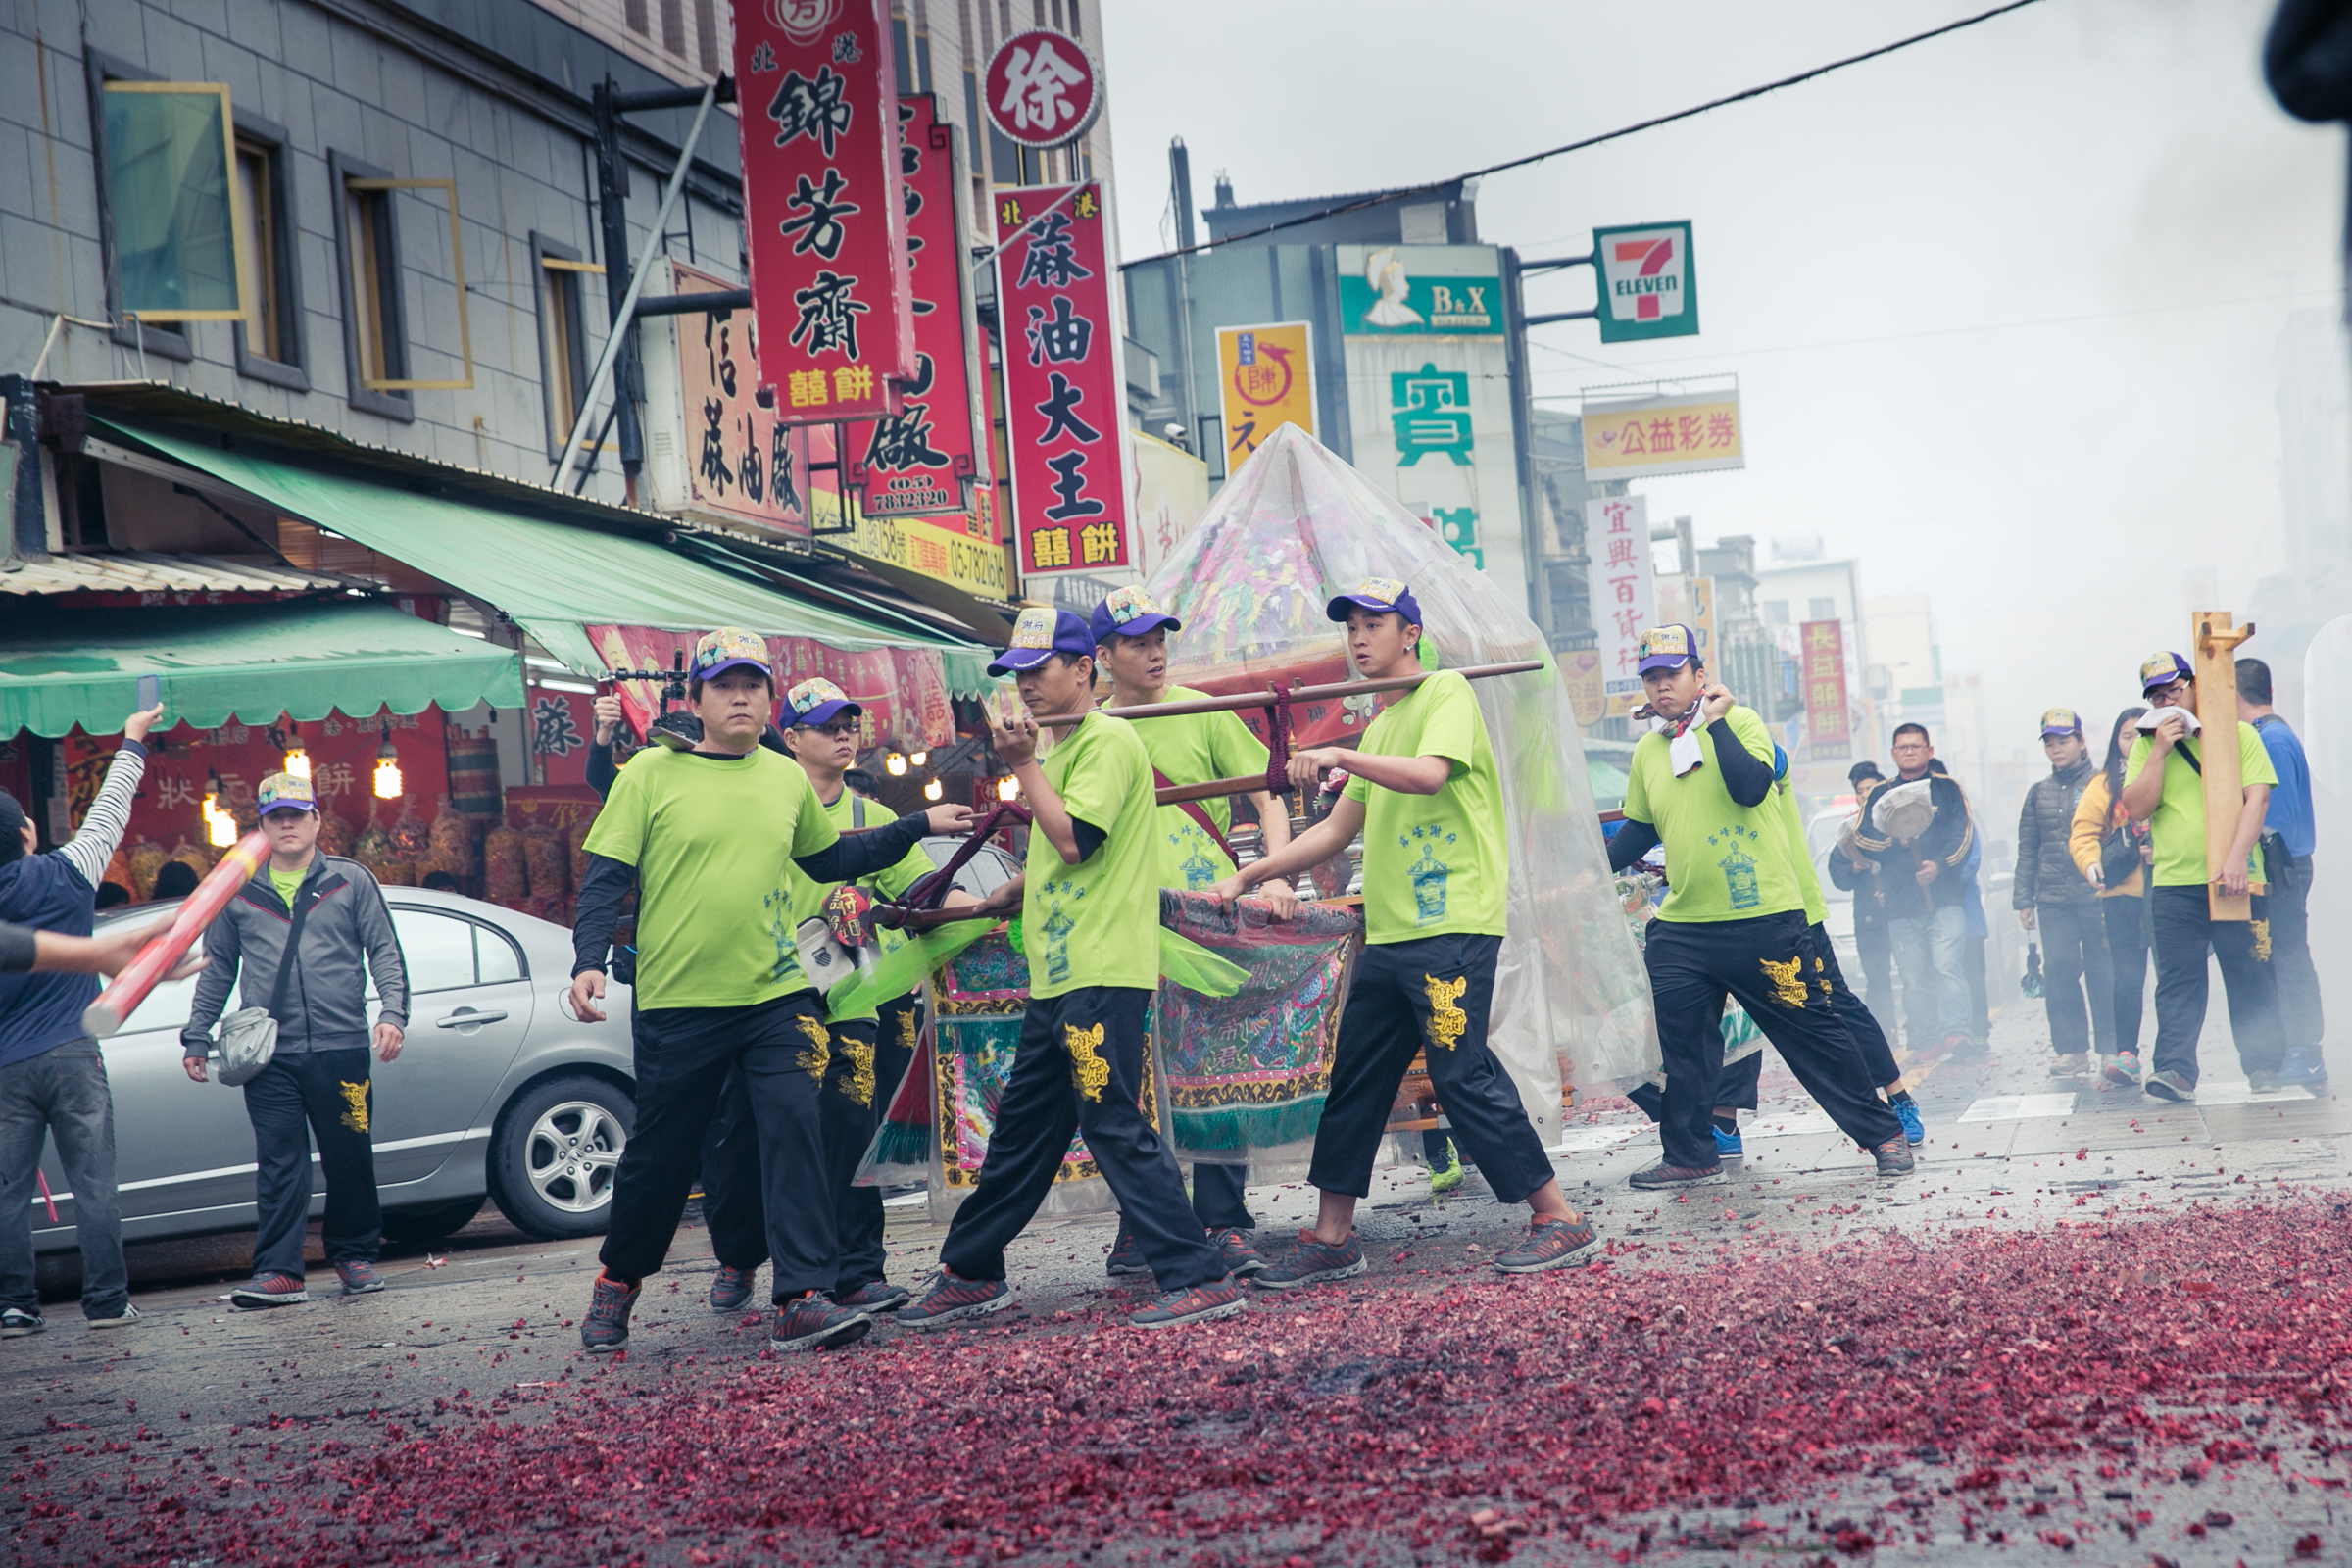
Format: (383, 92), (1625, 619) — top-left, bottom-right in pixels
(108, 423), (995, 692)
(0, 599), (525, 738)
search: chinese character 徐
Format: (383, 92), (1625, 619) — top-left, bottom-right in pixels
(1706, 411), (1737, 448)
(532, 698), (584, 758)
(1031, 526), (1072, 568)
(1031, 370), (1101, 446)
(790, 270), (868, 359)
(699, 398), (734, 496)
(788, 368), (829, 407)
(833, 364), (874, 400)
(1022, 296), (1094, 366)
(1041, 450), (1104, 521)
(1014, 211), (1095, 290)
(997, 38), (1087, 137)
(1079, 520), (1122, 564)
(780, 167), (859, 261)
(766, 67), (854, 157)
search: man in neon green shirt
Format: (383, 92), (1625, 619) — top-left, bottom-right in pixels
(901, 610), (1242, 1332)
(2121, 650), (2284, 1100)
(566, 629), (972, 1356)
(1601, 625), (1910, 1188)
(1089, 586), (1296, 1279)
(1208, 579), (1601, 1283)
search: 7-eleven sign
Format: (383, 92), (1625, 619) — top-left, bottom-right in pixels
(1593, 220), (1698, 344)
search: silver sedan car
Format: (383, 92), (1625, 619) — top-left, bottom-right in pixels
(33, 888), (639, 1255)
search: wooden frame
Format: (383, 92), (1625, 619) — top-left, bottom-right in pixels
(98, 81), (253, 323)
(344, 177), (474, 391)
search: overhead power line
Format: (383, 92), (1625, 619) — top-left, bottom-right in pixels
(1120, 0), (2050, 270)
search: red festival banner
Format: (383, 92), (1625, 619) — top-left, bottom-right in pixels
(994, 183), (1131, 576)
(734, 0), (915, 425)
(848, 95), (988, 519)
(1801, 618), (1851, 760)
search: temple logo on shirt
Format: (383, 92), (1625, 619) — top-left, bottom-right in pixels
(1169, 829), (1218, 890)
(1401, 824), (1459, 923)
(1040, 880), (1085, 985)
(761, 888), (801, 983)
(1707, 823), (1763, 910)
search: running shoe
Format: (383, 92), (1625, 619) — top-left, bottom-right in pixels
(0, 1308), (44, 1338)
(2248, 1068), (2284, 1093)
(2279, 1047), (2329, 1087)
(1891, 1099), (1926, 1145)
(1208, 1227), (1266, 1277)
(1130, 1275), (1246, 1330)
(1629, 1160), (1728, 1191)
(1711, 1122), (1744, 1158)
(1946, 1035), (1991, 1062)
(1251, 1230), (1368, 1290)
(2104, 1052), (2142, 1087)
(230, 1272), (309, 1309)
(836, 1279), (912, 1313)
(1494, 1215), (1601, 1274)
(709, 1262), (758, 1314)
(580, 1272), (639, 1352)
(769, 1292), (873, 1352)
(1104, 1227), (1150, 1277)
(2050, 1053), (2088, 1079)
(86, 1304), (140, 1330)
(1429, 1139), (1466, 1195)
(1872, 1136), (1916, 1178)
(2144, 1069), (2193, 1102)
(899, 1268), (1010, 1329)
(334, 1260), (385, 1296)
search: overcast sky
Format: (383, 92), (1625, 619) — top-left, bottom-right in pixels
(1102, 0), (2347, 763)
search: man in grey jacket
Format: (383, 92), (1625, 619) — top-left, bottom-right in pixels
(182, 772), (408, 1308)
(2014, 709), (2114, 1079)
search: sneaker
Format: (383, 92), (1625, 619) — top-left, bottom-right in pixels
(1429, 1139), (1466, 1195)
(709, 1263), (759, 1314)
(1207, 1227), (1266, 1277)
(1252, 1230), (1369, 1290)
(2144, 1069), (2193, 1102)
(899, 1268), (1011, 1330)
(1130, 1274), (1246, 1330)
(2248, 1068), (2284, 1093)
(86, 1304), (140, 1330)
(835, 1279), (911, 1313)
(1711, 1122), (1744, 1158)
(0, 1308), (44, 1338)
(580, 1272), (639, 1352)
(1494, 1215), (1602, 1274)
(1891, 1099), (1926, 1145)
(1629, 1160), (1728, 1191)
(1104, 1226), (1150, 1277)
(2104, 1052), (2142, 1087)
(1872, 1136), (1916, 1178)
(2050, 1053), (2089, 1079)
(1946, 1035), (1991, 1062)
(768, 1292), (873, 1352)
(230, 1272), (309, 1309)
(2279, 1047), (2329, 1087)
(333, 1260), (384, 1296)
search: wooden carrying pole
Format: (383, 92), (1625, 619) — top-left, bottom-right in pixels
(2192, 610), (2260, 921)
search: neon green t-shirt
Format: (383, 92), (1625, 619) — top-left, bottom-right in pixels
(1621, 705), (1806, 924)
(581, 746), (838, 1009)
(2123, 722), (2278, 888)
(270, 864), (307, 910)
(1343, 669), (1509, 945)
(1774, 780), (1828, 926)
(1023, 712), (1160, 999)
(781, 787), (936, 1021)
(1127, 685), (1269, 890)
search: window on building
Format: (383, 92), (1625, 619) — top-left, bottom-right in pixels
(1809, 597), (1837, 622)
(695, 0), (720, 72)
(97, 80), (245, 322)
(661, 0), (685, 56)
(230, 122), (308, 389)
(624, 0), (649, 34)
(330, 151), (412, 420)
(532, 234), (597, 459)
(1761, 600), (1788, 627)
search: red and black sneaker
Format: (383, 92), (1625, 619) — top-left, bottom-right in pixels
(1130, 1274), (1246, 1330)
(333, 1260), (384, 1296)
(1628, 1160), (1727, 1191)
(1104, 1225), (1150, 1277)
(1494, 1215), (1602, 1274)
(1251, 1230), (1367, 1290)
(899, 1268), (1010, 1330)
(768, 1292), (873, 1352)
(229, 1272), (309, 1309)
(709, 1263), (758, 1314)
(1207, 1227), (1266, 1277)
(836, 1279), (911, 1313)
(580, 1272), (639, 1353)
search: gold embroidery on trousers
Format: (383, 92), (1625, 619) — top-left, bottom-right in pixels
(1760, 955), (1810, 1008)
(834, 1036), (876, 1107)
(796, 1014), (831, 1077)
(337, 1080), (370, 1134)
(2253, 919), (2274, 963)
(896, 1006), (920, 1053)
(1423, 974), (1470, 1051)
(1814, 956), (1833, 998)
(1066, 1022), (1110, 1102)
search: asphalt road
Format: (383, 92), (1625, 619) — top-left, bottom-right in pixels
(8, 997), (2352, 1567)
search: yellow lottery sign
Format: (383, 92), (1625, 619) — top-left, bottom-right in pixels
(1215, 322), (1316, 466)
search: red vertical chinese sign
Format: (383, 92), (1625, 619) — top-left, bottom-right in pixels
(734, 0), (914, 425)
(1801, 619), (1851, 760)
(995, 183), (1130, 576)
(849, 94), (989, 519)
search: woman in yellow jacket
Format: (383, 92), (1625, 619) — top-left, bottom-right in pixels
(2069, 706), (2153, 1084)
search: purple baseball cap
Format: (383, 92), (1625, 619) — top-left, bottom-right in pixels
(1325, 576), (1423, 627)
(1090, 585), (1181, 647)
(1636, 624), (1701, 674)
(786, 676), (862, 729)
(988, 608), (1095, 676)
(693, 626), (772, 684)
(2138, 651), (2193, 696)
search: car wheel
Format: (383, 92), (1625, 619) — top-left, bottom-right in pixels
(380, 1195), (484, 1245)
(488, 1075), (633, 1241)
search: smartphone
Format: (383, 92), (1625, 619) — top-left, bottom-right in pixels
(136, 675), (159, 711)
